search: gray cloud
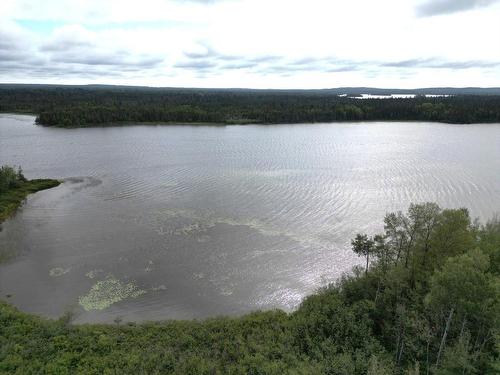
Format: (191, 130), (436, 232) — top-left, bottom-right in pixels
(416, 0), (500, 17)
(41, 39), (94, 52)
(325, 64), (359, 73)
(0, 29), (41, 68)
(0, 49), (32, 63)
(37, 32), (165, 69)
(175, 0), (231, 3)
(179, 46), (285, 72)
(0, 27), (163, 82)
(184, 48), (216, 59)
(50, 51), (164, 68)
(263, 57), (360, 74)
(257, 62), (359, 75)
(0, 52), (145, 80)
(383, 58), (434, 68)
(2, 21), (499, 85)
(178, 49), (500, 76)
(250, 55), (282, 63)
(383, 58), (500, 69)
(0, 28), (31, 52)
(430, 60), (500, 69)
(183, 48), (241, 62)
(290, 57), (319, 66)
(0, 38), (17, 52)
(221, 62), (258, 70)
(174, 60), (217, 69)
(177, 50), (345, 75)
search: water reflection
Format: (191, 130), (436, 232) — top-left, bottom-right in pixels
(1, 115), (499, 322)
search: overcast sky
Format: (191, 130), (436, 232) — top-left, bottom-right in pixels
(1, 0), (499, 88)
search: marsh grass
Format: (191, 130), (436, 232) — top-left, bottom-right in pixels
(0, 179), (60, 225)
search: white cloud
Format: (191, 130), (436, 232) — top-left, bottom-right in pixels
(1, 0), (499, 88)
(416, 0), (500, 17)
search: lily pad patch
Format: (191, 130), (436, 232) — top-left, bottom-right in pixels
(78, 276), (146, 311)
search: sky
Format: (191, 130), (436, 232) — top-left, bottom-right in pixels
(1, 0), (499, 89)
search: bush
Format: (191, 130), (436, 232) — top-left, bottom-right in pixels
(0, 166), (25, 194)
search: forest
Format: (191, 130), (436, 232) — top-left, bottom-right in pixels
(1, 85), (500, 126)
(1, 202), (499, 374)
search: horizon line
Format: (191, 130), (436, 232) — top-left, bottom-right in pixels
(1, 83), (500, 91)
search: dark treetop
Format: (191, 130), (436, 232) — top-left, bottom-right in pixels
(1, 85), (500, 127)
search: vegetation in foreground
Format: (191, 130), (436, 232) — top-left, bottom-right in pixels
(0, 202), (498, 374)
(0, 165), (60, 224)
(2, 86), (500, 126)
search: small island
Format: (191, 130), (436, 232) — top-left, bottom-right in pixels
(0, 165), (60, 225)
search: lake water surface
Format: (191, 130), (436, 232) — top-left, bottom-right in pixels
(1, 114), (499, 323)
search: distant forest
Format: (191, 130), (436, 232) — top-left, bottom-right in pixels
(1, 85), (500, 127)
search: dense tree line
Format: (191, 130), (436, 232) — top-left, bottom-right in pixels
(1, 86), (500, 126)
(1, 203), (498, 373)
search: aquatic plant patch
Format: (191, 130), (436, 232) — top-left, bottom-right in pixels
(78, 276), (146, 311)
(49, 267), (70, 277)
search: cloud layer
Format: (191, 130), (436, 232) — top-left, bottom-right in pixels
(0, 0), (499, 88)
(416, 0), (500, 17)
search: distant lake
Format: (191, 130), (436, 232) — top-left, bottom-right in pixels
(1, 114), (499, 323)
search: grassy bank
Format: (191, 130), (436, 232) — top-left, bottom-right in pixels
(1, 203), (498, 374)
(0, 178), (60, 225)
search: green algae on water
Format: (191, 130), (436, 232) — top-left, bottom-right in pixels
(49, 267), (70, 277)
(85, 269), (103, 279)
(151, 284), (166, 291)
(79, 276), (146, 311)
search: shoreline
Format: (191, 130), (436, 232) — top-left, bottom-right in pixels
(0, 178), (61, 225)
(0, 178), (60, 263)
(0, 203), (497, 373)
(1, 111), (496, 128)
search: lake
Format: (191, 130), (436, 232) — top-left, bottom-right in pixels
(1, 114), (499, 323)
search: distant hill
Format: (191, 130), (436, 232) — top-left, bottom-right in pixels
(331, 87), (500, 96)
(1, 83), (500, 96)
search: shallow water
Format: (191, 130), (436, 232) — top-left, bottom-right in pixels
(1, 114), (499, 323)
